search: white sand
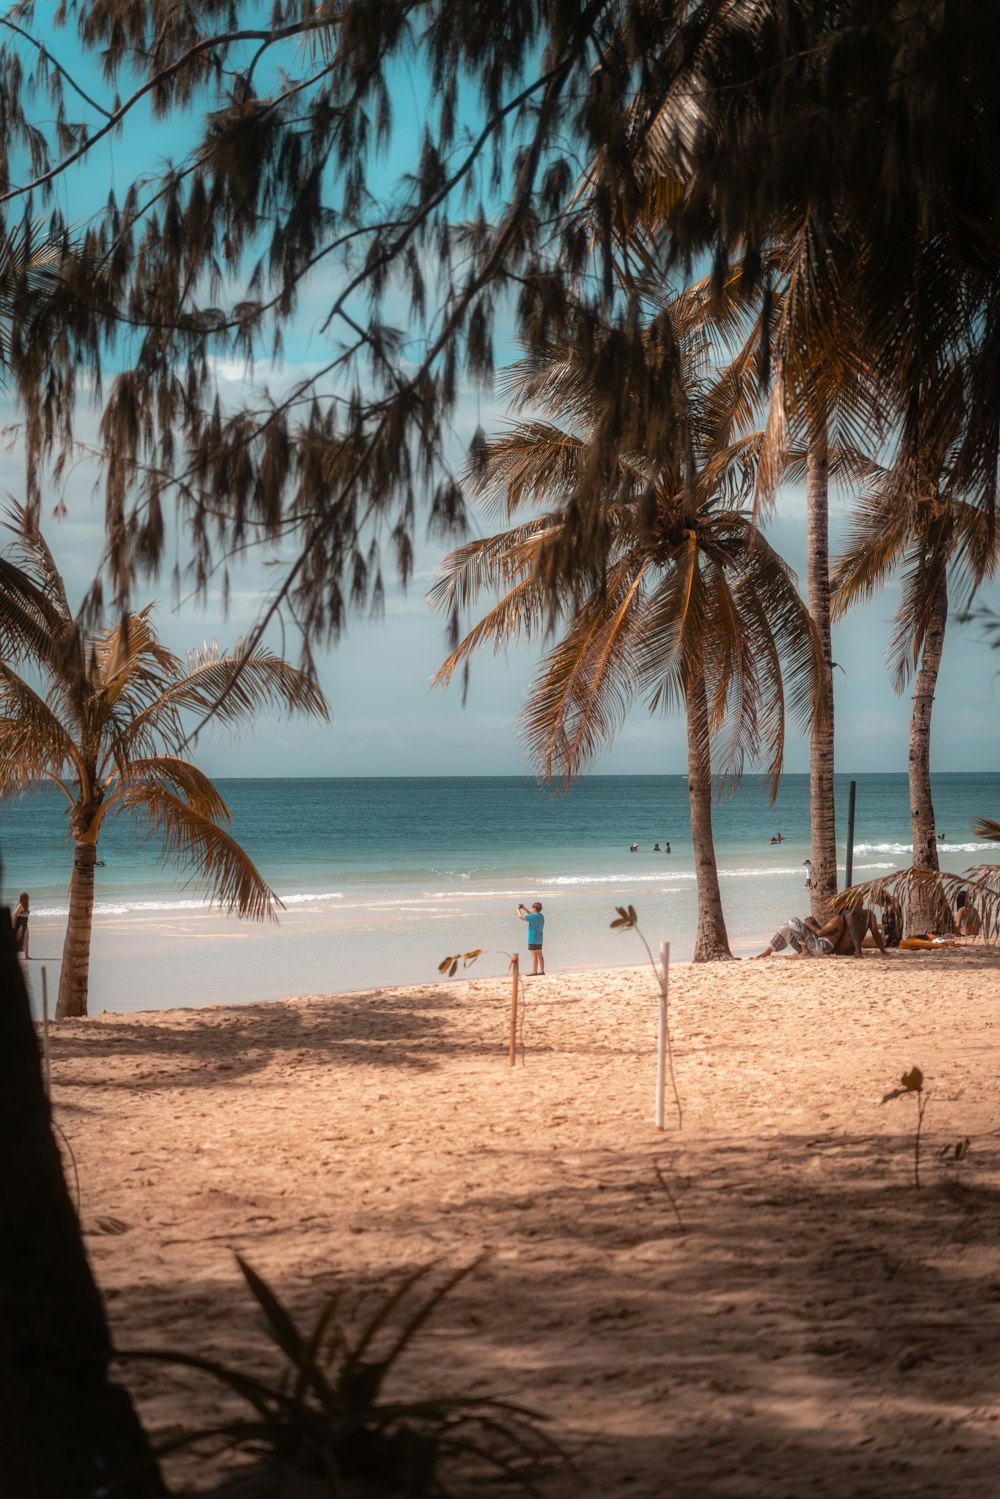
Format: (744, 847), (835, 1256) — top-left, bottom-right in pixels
(49, 944), (1000, 1496)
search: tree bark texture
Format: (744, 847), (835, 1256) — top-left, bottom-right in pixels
(907, 567), (948, 934)
(686, 672), (734, 962)
(805, 417), (838, 920)
(0, 908), (167, 1496)
(57, 836), (98, 1019)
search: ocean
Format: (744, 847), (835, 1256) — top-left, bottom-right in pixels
(3, 773), (997, 1013)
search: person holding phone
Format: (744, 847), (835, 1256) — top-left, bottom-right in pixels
(516, 901), (545, 975)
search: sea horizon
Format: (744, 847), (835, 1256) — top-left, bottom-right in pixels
(5, 771), (998, 1014)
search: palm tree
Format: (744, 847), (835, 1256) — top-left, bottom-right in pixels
(621, 228), (874, 923)
(710, 223), (873, 923)
(430, 321), (821, 961)
(833, 461), (1000, 932)
(0, 510), (328, 1018)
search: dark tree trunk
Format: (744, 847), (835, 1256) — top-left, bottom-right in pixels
(686, 672), (735, 962)
(0, 908), (167, 1494)
(57, 835), (98, 1019)
(806, 415), (838, 920)
(907, 567), (949, 934)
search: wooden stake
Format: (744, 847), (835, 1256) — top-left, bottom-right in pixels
(656, 942), (669, 1129)
(510, 953), (519, 1067)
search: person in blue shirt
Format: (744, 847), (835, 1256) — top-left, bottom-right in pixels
(516, 901), (545, 974)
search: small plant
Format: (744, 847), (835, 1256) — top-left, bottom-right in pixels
(611, 905), (682, 1130)
(438, 949), (483, 978)
(112, 1257), (559, 1496)
(882, 1065), (930, 1188)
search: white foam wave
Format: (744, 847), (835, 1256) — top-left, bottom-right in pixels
(855, 841), (997, 856)
(32, 896), (216, 918)
(539, 871), (695, 886)
(278, 891), (345, 906)
(32, 890), (345, 918)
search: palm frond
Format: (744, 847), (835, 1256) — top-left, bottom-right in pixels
(834, 864), (1000, 939)
(519, 563), (649, 782)
(428, 516), (560, 621)
(107, 756), (233, 823)
(0, 668), (82, 789)
(1, 498), (75, 626)
(150, 645), (329, 735)
(119, 782), (280, 921)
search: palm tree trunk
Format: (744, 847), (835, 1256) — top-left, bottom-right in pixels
(1, 908), (166, 1495)
(906, 567), (948, 933)
(806, 414), (838, 919)
(56, 836), (98, 1020)
(686, 671), (734, 961)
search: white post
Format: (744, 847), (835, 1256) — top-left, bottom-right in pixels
(656, 941), (669, 1130)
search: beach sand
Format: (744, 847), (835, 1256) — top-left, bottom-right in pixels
(48, 946), (1000, 1497)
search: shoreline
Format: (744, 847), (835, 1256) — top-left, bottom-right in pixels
(51, 947), (1000, 1496)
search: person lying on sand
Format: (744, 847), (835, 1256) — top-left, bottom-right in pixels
(753, 916), (834, 959)
(753, 908), (886, 960)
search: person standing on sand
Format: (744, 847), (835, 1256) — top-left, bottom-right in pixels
(803, 859), (814, 890)
(13, 892), (29, 957)
(516, 901), (545, 975)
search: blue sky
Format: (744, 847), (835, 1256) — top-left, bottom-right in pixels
(7, 381), (999, 780)
(4, 17), (999, 778)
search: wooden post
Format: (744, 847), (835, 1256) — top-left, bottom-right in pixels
(510, 953), (519, 1067)
(656, 942), (670, 1129)
(41, 966), (51, 1101)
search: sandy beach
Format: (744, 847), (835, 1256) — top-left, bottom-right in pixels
(49, 945), (1000, 1497)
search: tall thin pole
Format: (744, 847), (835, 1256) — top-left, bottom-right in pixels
(655, 942), (669, 1130)
(509, 954), (519, 1067)
(845, 778), (857, 889)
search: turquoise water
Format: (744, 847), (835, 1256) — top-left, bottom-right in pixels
(3, 773), (997, 1011)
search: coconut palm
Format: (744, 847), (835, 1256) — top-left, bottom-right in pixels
(0, 509), (328, 1018)
(614, 224), (875, 922)
(700, 223), (876, 922)
(610, 10), (994, 919)
(430, 319), (822, 962)
(832, 455), (1000, 931)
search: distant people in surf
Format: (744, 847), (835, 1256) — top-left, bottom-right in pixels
(769, 833), (785, 845)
